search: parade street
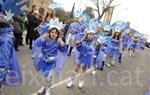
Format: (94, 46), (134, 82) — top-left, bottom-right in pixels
(1, 44), (150, 95)
(1, 0), (150, 95)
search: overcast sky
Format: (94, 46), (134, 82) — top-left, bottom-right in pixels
(54, 0), (150, 39)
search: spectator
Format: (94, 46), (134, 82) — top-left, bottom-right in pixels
(29, 11), (41, 49)
(25, 5), (37, 44)
(13, 15), (25, 51)
(31, 5), (37, 14)
(38, 7), (45, 21)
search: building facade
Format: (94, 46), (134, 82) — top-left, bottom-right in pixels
(24, 0), (52, 11)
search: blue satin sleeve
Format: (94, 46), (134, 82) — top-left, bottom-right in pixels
(33, 37), (45, 47)
(58, 44), (67, 53)
(77, 41), (92, 53)
(76, 43), (82, 52)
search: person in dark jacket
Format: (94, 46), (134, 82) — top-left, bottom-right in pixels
(62, 20), (71, 42)
(13, 15), (25, 51)
(25, 5), (37, 44)
(29, 11), (41, 49)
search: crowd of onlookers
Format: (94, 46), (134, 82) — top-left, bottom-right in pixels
(12, 4), (80, 52)
(12, 5), (46, 51)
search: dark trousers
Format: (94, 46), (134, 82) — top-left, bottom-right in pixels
(26, 29), (31, 44)
(14, 32), (22, 50)
(67, 45), (73, 56)
(29, 38), (35, 49)
(29, 35), (39, 49)
(19, 32), (23, 45)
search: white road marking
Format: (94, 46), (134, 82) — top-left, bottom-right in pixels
(52, 68), (92, 88)
(31, 68), (92, 95)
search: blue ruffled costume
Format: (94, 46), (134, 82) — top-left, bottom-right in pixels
(32, 37), (68, 77)
(107, 38), (120, 61)
(0, 27), (22, 86)
(68, 22), (82, 35)
(96, 34), (111, 69)
(129, 38), (139, 50)
(122, 33), (130, 49)
(76, 39), (95, 68)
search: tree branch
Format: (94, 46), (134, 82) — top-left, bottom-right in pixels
(99, 6), (110, 19)
(108, 0), (114, 6)
(93, 8), (98, 12)
(92, 0), (118, 19)
(96, 0), (101, 18)
(110, 4), (120, 8)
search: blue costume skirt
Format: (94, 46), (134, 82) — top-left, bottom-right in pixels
(106, 46), (120, 61)
(0, 48), (22, 86)
(78, 54), (93, 69)
(130, 43), (137, 49)
(96, 51), (103, 69)
(122, 42), (128, 49)
(38, 59), (56, 77)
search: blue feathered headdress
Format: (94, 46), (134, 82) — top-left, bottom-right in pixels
(37, 18), (64, 35)
(134, 32), (141, 37)
(112, 20), (128, 31)
(103, 23), (112, 31)
(48, 2), (63, 9)
(0, 0), (28, 35)
(112, 24), (122, 33)
(88, 18), (101, 31)
(74, 11), (84, 18)
(0, 0), (28, 22)
(124, 28), (132, 34)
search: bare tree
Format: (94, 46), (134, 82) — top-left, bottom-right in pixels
(55, 8), (65, 17)
(55, 8), (70, 22)
(83, 7), (95, 18)
(91, 0), (119, 19)
(39, 0), (53, 7)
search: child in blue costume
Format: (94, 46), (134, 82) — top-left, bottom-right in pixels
(128, 33), (139, 56)
(67, 30), (96, 89)
(101, 24), (112, 67)
(107, 30), (122, 65)
(0, 22), (22, 88)
(121, 29), (130, 51)
(96, 31), (109, 71)
(66, 20), (82, 56)
(32, 27), (67, 95)
(100, 30), (113, 67)
(91, 25), (103, 75)
(138, 37), (145, 49)
(0, 0), (27, 88)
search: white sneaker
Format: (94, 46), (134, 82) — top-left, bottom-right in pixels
(129, 53), (132, 56)
(132, 53), (134, 56)
(37, 86), (46, 95)
(31, 55), (34, 59)
(91, 70), (96, 75)
(111, 61), (115, 65)
(45, 87), (51, 95)
(106, 63), (111, 67)
(78, 80), (84, 89)
(67, 79), (74, 88)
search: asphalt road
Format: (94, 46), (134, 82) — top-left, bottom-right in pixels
(1, 44), (150, 95)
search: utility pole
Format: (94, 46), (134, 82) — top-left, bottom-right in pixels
(70, 2), (75, 19)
